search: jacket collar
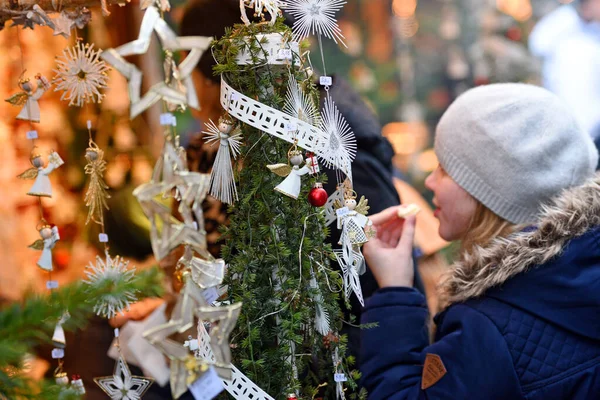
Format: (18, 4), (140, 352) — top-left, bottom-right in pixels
(440, 172), (600, 308)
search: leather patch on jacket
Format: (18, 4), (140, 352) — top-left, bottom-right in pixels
(421, 353), (447, 390)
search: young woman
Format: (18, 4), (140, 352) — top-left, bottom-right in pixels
(360, 83), (600, 399)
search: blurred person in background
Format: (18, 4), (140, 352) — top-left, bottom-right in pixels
(529, 0), (600, 149)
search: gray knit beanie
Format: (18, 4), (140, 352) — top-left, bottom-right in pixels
(434, 83), (598, 224)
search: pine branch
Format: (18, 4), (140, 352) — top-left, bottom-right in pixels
(0, 267), (163, 400)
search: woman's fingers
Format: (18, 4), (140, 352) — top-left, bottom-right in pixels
(379, 218), (405, 246)
(397, 215), (416, 253)
(369, 205), (403, 226)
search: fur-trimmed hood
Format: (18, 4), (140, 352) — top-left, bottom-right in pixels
(440, 172), (600, 339)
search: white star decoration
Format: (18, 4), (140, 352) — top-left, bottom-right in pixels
(94, 356), (154, 400)
(133, 142), (212, 261)
(100, 6), (212, 118)
(282, 0), (347, 46)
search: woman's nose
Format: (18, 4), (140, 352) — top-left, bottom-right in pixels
(424, 172), (435, 191)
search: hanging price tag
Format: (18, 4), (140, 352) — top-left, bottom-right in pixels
(188, 366), (224, 400)
(334, 373), (347, 382)
(160, 113), (175, 126)
(320, 76), (333, 86)
(185, 338), (199, 351)
(99, 233), (109, 243)
(52, 348), (65, 359)
(46, 280), (59, 289)
(26, 130), (38, 139)
(336, 207), (350, 217)
(114, 328), (120, 338)
(203, 287), (219, 305)
(278, 48), (293, 59)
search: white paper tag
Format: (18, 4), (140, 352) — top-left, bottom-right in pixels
(203, 287), (219, 305)
(114, 328), (120, 338)
(99, 233), (109, 243)
(87, 120), (92, 130)
(334, 373), (347, 382)
(320, 76), (333, 86)
(193, 221), (199, 230)
(230, 92), (239, 101)
(46, 280), (59, 289)
(26, 130), (38, 139)
(278, 48), (292, 59)
(188, 366), (224, 400)
(285, 122), (298, 132)
(185, 338), (199, 351)
(51, 348), (64, 359)
(336, 207), (350, 217)
(160, 113), (174, 126)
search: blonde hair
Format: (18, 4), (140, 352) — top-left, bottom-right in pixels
(459, 202), (517, 261)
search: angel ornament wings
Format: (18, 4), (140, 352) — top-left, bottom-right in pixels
(19, 151), (65, 198)
(5, 73), (50, 123)
(334, 188), (373, 306)
(268, 144), (312, 199)
(30, 222), (60, 271)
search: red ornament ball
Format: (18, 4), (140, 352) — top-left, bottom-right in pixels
(308, 183), (328, 207)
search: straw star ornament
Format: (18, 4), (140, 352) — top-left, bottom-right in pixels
(100, 6), (212, 118)
(94, 356), (153, 400)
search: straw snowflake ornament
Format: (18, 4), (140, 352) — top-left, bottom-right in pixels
(84, 252), (137, 319)
(283, 0), (347, 46)
(53, 42), (110, 107)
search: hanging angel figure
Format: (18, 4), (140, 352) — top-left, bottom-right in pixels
(84, 140), (110, 225)
(18, 150), (65, 198)
(203, 114), (242, 204)
(29, 221), (60, 271)
(334, 187), (373, 305)
(267, 143), (313, 199)
(5, 72), (50, 123)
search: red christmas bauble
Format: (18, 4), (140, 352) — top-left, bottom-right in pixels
(308, 183), (328, 207)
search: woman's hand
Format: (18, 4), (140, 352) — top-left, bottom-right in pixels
(109, 298), (165, 328)
(363, 205), (416, 288)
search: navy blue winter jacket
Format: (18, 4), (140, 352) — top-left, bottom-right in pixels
(360, 175), (600, 399)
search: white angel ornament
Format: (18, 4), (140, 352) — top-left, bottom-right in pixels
(334, 189), (373, 305)
(204, 114), (242, 205)
(267, 145), (312, 199)
(29, 222), (60, 271)
(19, 150), (65, 198)
(336, 190), (372, 251)
(5, 73), (50, 123)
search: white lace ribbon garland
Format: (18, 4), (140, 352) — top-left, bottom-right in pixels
(220, 77), (353, 181)
(197, 322), (275, 400)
